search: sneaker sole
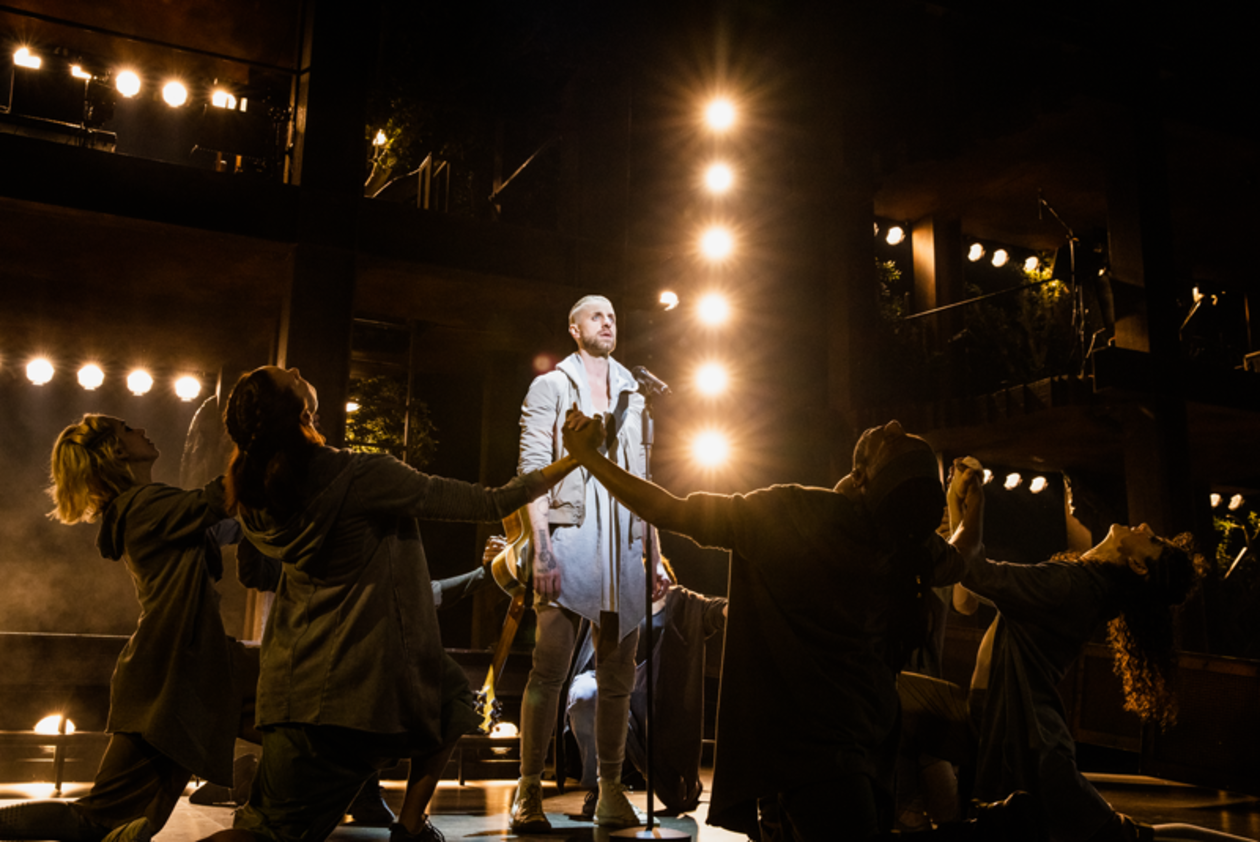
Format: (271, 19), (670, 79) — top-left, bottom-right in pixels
(510, 817), (552, 833)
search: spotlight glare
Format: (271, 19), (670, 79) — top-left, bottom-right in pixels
(699, 226), (733, 261)
(116, 70), (141, 97)
(1210, 493), (1222, 508)
(77, 364), (105, 390)
(695, 362), (729, 396)
(127, 370), (154, 396)
(696, 293), (731, 326)
(346, 401), (361, 413)
(1228, 494), (1245, 511)
(704, 162), (734, 194)
(705, 98), (735, 131)
(34, 715), (75, 735)
(691, 430), (730, 468)
(70, 65), (92, 81)
(211, 89), (237, 109)
(991, 249), (1010, 268)
(162, 81), (188, 107)
(174, 376), (202, 402)
(1024, 256), (1041, 272)
(1003, 472), (1022, 490)
(659, 291), (679, 311)
(885, 226), (906, 246)
(14, 47), (42, 70)
(968, 243), (986, 262)
(27, 358), (54, 385)
(1029, 476), (1047, 494)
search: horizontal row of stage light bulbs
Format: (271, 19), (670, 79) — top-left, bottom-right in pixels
(878, 223), (1043, 272)
(14, 47), (247, 111)
(21, 359), (203, 401)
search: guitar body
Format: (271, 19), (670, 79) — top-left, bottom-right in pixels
(474, 505), (537, 734)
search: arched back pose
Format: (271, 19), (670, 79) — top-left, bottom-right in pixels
(961, 515), (1202, 842)
(202, 366), (577, 842)
(0, 415), (259, 842)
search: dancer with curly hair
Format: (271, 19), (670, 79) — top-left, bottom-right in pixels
(0, 416), (259, 842)
(960, 511), (1202, 842)
(200, 366), (578, 842)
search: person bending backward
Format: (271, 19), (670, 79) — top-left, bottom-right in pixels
(510, 295), (669, 832)
(0, 416), (261, 842)
(949, 462), (1203, 842)
(197, 366), (579, 842)
(561, 412), (987, 841)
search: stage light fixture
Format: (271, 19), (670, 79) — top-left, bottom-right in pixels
(116, 70), (141, 97)
(1229, 494), (1244, 511)
(699, 225), (734, 261)
(211, 89), (237, 109)
(174, 376), (202, 401)
(705, 98), (735, 131)
(1004, 472), (1022, 490)
(34, 715), (75, 736)
(14, 47), (42, 70)
(1024, 256), (1040, 272)
(968, 243), (985, 262)
(26, 358), (54, 385)
(885, 226), (906, 246)
(695, 362), (729, 396)
(346, 401), (361, 413)
(659, 291), (679, 311)
(991, 249), (1009, 268)
(691, 430), (730, 468)
(697, 293), (731, 326)
(1029, 476), (1047, 494)
(78, 364), (105, 390)
(70, 65), (92, 81)
(1210, 493), (1221, 508)
(127, 370), (153, 396)
(162, 81), (188, 107)
(704, 162), (734, 194)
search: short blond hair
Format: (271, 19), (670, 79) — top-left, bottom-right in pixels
(568, 295), (613, 325)
(48, 415), (137, 524)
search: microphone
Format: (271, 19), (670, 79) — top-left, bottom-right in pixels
(632, 366), (671, 397)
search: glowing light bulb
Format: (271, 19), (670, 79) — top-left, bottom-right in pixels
(991, 249), (1009, 268)
(691, 430), (730, 468)
(27, 358), (54, 385)
(695, 362), (729, 396)
(968, 243), (986, 262)
(705, 98), (735, 131)
(346, 402), (361, 413)
(704, 162), (733, 194)
(34, 715), (75, 735)
(885, 226), (906, 246)
(211, 89), (237, 109)
(1229, 494), (1245, 511)
(659, 291), (679, 311)
(1029, 476), (1047, 494)
(697, 293), (731, 326)
(1004, 472), (1022, 490)
(78, 364), (105, 390)
(699, 226), (733, 261)
(1210, 493), (1222, 508)
(14, 47), (41, 70)
(1024, 256), (1041, 272)
(116, 70), (141, 97)
(174, 376), (202, 402)
(127, 370), (153, 396)
(70, 65), (92, 80)
(162, 81), (188, 107)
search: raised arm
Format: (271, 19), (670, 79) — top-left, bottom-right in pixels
(947, 456), (985, 568)
(561, 408), (687, 532)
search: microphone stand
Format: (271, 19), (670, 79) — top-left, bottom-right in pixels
(613, 379), (689, 840)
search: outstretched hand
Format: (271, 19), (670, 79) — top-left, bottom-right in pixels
(949, 456), (984, 514)
(562, 405), (605, 461)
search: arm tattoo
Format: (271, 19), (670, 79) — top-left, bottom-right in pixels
(538, 545), (557, 571)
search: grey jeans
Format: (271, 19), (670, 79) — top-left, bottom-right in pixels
(519, 605), (638, 785)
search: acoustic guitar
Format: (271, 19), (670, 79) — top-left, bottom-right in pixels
(474, 505), (535, 735)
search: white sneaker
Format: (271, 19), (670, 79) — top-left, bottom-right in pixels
(509, 778), (551, 833)
(594, 781), (645, 829)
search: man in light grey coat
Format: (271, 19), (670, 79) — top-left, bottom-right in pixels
(511, 295), (666, 831)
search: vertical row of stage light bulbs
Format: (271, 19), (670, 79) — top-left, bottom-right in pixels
(681, 99), (738, 469)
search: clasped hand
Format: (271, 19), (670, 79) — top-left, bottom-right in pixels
(562, 405), (604, 460)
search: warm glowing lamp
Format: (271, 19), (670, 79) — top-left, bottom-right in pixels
(174, 376), (202, 402)
(991, 249), (1009, 268)
(705, 98), (735, 131)
(1229, 494), (1245, 511)
(14, 47), (42, 70)
(982, 469), (993, 485)
(34, 715), (75, 735)
(695, 362), (729, 396)
(116, 70), (141, 98)
(78, 364), (105, 390)
(346, 402), (361, 413)
(697, 293), (730, 326)
(1024, 256), (1041, 272)
(127, 370), (153, 396)
(1003, 472), (1022, 490)
(162, 81), (188, 107)
(372, 129), (387, 146)
(27, 358), (54, 385)
(211, 89), (237, 109)
(1210, 493), (1222, 509)
(70, 65), (92, 81)
(968, 243), (986, 262)
(704, 162), (733, 194)
(659, 291), (679, 311)
(699, 226), (733, 261)
(1029, 476), (1047, 494)
(691, 430), (730, 468)
(885, 226), (905, 246)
